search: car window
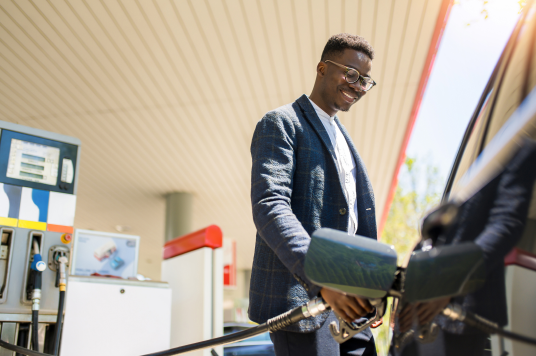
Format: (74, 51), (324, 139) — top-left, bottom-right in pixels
(529, 8), (536, 97)
(446, 92), (493, 193)
(482, 9), (536, 147)
(481, 10), (536, 254)
(445, 7), (536, 255)
(446, 8), (535, 191)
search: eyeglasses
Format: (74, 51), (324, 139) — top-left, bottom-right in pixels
(324, 60), (377, 92)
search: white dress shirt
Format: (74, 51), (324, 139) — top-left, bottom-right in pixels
(308, 98), (358, 235)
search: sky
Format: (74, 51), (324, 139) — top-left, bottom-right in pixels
(401, 0), (523, 193)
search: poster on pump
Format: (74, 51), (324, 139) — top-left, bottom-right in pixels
(71, 229), (140, 279)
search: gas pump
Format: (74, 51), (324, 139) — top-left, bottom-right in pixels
(0, 120), (79, 355)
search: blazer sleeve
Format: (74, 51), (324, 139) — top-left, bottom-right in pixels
(250, 112), (322, 298)
(474, 139), (536, 273)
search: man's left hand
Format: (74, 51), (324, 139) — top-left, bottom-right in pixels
(415, 297), (451, 325)
(398, 297), (450, 332)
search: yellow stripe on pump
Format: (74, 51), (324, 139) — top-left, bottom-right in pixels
(18, 220), (46, 231)
(0, 217), (18, 227)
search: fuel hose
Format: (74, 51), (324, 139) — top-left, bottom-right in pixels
(31, 310), (39, 351)
(141, 297), (330, 356)
(4, 300), (536, 356)
(52, 257), (68, 356)
(30, 250), (46, 352)
(0, 339), (52, 356)
(443, 304), (536, 346)
(143, 323), (270, 356)
(51, 290), (65, 355)
(0, 297), (329, 356)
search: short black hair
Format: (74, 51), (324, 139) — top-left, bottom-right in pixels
(320, 33), (375, 61)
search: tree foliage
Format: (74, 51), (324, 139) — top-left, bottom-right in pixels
(455, 0), (526, 27)
(372, 156), (442, 355)
(381, 157), (442, 264)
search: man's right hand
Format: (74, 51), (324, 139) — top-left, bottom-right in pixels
(320, 287), (373, 323)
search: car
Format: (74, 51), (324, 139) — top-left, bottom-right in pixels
(222, 323), (275, 356)
(437, 3), (536, 355)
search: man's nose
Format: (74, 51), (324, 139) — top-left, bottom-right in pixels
(348, 81), (364, 92)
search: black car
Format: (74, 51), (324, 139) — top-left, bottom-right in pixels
(426, 2), (536, 354)
(223, 323), (275, 356)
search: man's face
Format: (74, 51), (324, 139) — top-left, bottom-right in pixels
(319, 49), (372, 113)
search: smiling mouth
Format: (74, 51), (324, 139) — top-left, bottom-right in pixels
(341, 90), (357, 103)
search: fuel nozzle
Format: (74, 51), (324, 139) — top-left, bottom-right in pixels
(57, 256), (68, 292)
(26, 239), (47, 351)
(420, 202), (459, 245)
(52, 255), (69, 355)
(29, 241), (46, 311)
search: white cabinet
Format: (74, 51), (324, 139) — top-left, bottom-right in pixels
(60, 276), (171, 356)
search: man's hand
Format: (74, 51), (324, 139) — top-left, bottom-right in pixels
(398, 297), (451, 332)
(416, 297), (451, 325)
(320, 287), (373, 323)
(398, 303), (416, 333)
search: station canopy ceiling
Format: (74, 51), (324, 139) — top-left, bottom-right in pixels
(0, 0), (444, 279)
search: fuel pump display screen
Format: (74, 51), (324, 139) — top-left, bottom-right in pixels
(6, 139), (60, 186)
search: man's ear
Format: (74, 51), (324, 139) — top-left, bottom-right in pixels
(317, 61), (327, 77)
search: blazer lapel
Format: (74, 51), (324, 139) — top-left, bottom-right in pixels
(295, 95), (338, 166)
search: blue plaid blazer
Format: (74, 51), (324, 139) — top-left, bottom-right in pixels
(248, 95), (377, 332)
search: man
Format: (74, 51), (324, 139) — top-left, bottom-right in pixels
(248, 34), (378, 356)
(395, 139), (536, 356)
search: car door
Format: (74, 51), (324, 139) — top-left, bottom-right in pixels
(443, 3), (536, 355)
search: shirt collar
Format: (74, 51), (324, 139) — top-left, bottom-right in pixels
(308, 98), (336, 125)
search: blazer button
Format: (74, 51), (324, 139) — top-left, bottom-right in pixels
(339, 208), (347, 215)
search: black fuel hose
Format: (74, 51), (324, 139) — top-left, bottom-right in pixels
(443, 304), (536, 346)
(0, 339), (52, 356)
(52, 290), (65, 355)
(142, 298), (329, 356)
(31, 310), (39, 351)
(459, 310), (536, 346)
(142, 324), (270, 356)
(4, 300), (536, 356)
(2, 298), (329, 356)
(52, 256), (68, 355)
(495, 328), (536, 346)
(30, 271), (42, 351)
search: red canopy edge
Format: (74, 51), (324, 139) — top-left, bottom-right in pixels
(379, 0), (454, 237)
(163, 225), (223, 260)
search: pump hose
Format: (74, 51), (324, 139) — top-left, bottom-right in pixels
(460, 310), (536, 346)
(31, 270), (42, 352)
(1, 298), (328, 356)
(31, 310), (39, 351)
(143, 324), (270, 356)
(0, 339), (52, 356)
(0, 326), (271, 356)
(52, 290), (66, 355)
(142, 301), (322, 356)
(443, 304), (536, 346)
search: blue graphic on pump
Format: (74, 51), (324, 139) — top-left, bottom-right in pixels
(19, 188), (49, 223)
(1, 184), (21, 218)
(32, 189), (49, 222)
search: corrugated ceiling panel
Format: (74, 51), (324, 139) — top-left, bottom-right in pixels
(0, 0), (443, 278)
